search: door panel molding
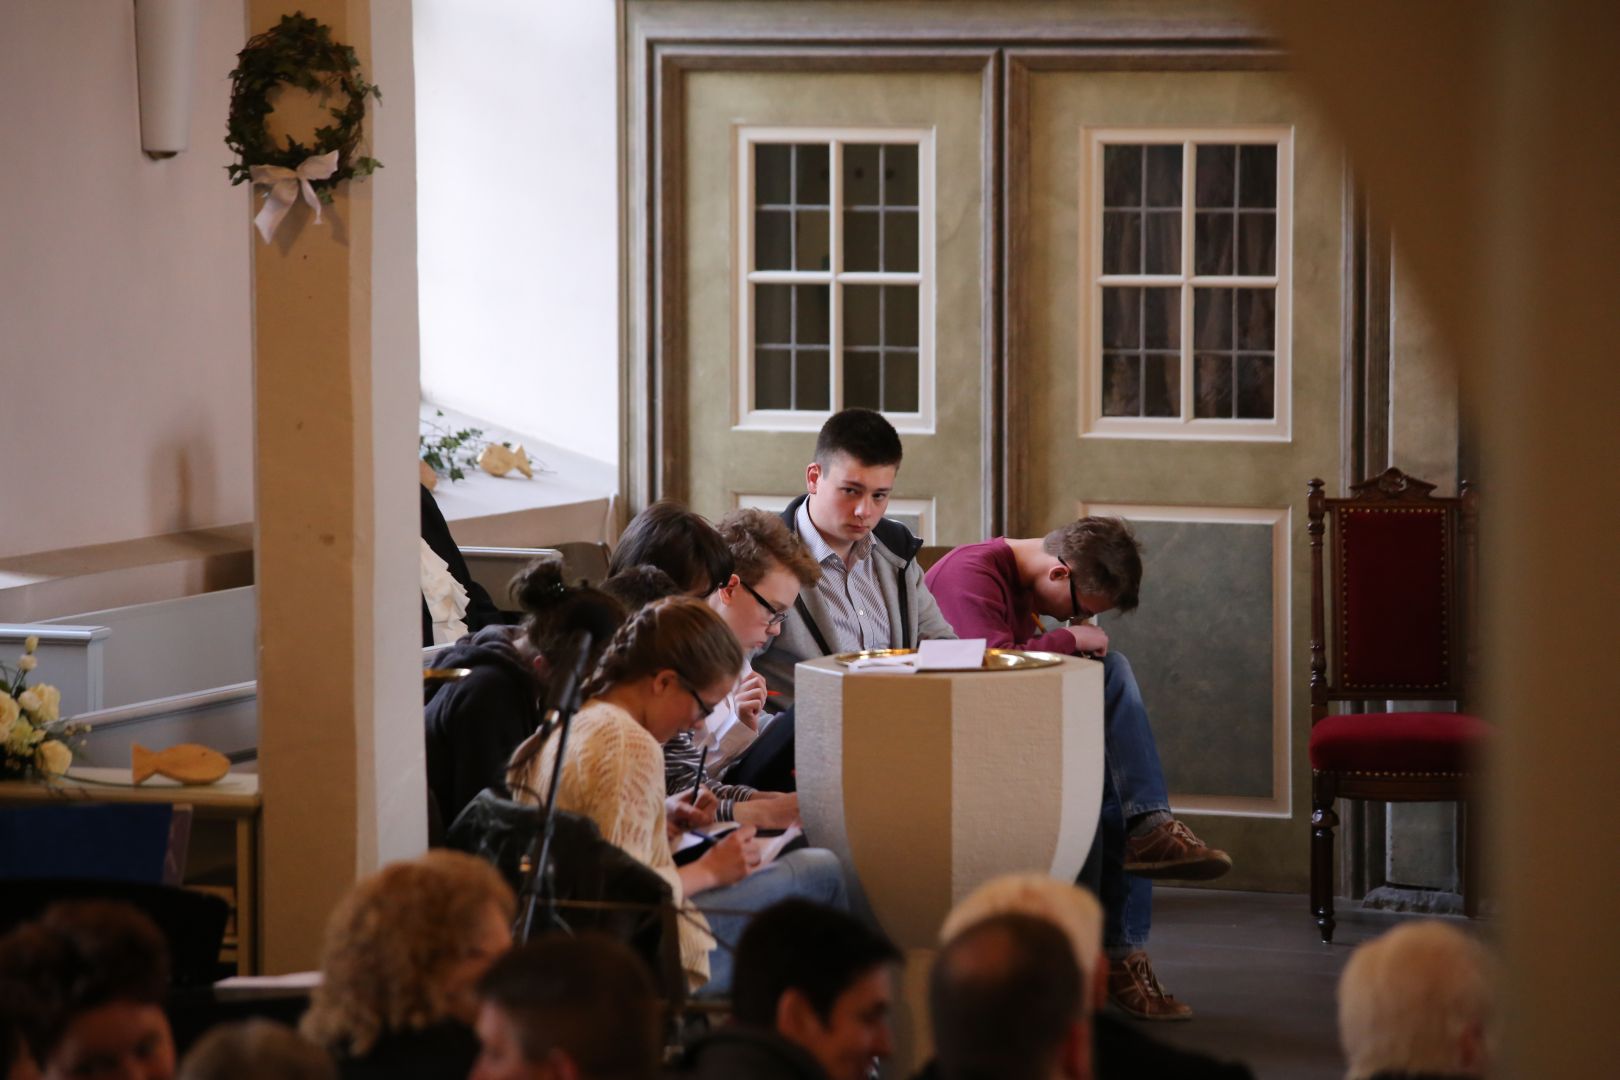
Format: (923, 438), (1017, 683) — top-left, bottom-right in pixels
(1002, 46), (1286, 537)
(623, 2), (1278, 531)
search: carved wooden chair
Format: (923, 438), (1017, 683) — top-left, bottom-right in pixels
(1307, 467), (1488, 942)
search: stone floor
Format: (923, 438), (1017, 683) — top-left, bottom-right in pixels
(1126, 886), (1482, 1080)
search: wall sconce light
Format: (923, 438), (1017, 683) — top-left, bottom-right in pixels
(134, 0), (201, 159)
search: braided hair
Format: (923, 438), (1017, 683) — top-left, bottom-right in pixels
(581, 596), (743, 701)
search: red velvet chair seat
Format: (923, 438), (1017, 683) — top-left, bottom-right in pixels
(1309, 711), (1489, 773)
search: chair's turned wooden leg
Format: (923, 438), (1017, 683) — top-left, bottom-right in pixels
(1462, 799), (1481, 919)
(1311, 772), (1338, 943)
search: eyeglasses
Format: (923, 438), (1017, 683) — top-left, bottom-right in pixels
(1057, 557), (1084, 621)
(680, 680), (719, 720)
(739, 579), (790, 629)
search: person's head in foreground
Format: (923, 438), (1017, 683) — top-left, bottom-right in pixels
(937, 874), (1104, 1079)
(804, 408), (904, 551)
(300, 850), (516, 1060)
(177, 1019), (336, 1080)
(470, 934), (660, 1080)
(1337, 921), (1493, 1080)
(1039, 517), (1143, 621)
(709, 508), (822, 654)
(731, 900), (901, 1080)
(578, 596), (744, 745)
(0, 900), (175, 1080)
(931, 913), (1090, 1080)
(608, 501), (733, 598)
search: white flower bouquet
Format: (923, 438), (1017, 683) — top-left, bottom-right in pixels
(0, 637), (84, 780)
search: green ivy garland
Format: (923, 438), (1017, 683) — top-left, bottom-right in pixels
(225, 12), (382, 200)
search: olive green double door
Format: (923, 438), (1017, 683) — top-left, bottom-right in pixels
(668, 57), (1350, 888)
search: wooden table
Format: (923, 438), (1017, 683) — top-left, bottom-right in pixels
(0, 766), (262, 972)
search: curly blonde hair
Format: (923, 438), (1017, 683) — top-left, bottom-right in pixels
(299, 851), (514, 1056)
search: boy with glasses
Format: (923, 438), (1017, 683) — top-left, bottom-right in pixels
(662, 508), (822, 829)
(924, 519), (1231, 1021)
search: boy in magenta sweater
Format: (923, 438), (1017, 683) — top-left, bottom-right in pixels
(925, 519), (1231, 1021)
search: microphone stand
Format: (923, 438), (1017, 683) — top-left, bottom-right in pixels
(519, 630), (593, 942)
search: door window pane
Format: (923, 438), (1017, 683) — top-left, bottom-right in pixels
(744, 134), (930, 425)
(1091, 133), (1287, 435)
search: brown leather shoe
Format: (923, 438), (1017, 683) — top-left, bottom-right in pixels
(1108, 951), (1194, 1021)
(1124, 819), (1233, 880)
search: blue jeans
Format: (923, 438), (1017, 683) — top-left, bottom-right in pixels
(691, 846), (849, 996)
(1086, 650), (1170, 953)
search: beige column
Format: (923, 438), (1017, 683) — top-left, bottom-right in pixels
(1258, 2), (1620, 1073)
(250, 0), (424, 973)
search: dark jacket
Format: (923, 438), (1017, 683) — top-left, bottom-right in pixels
(755, 494), (956, 706)
(1094, 1013), (1256, 1079)
(337, 1021), (480, 1080)
(909, 1015), (1255, 1080)
(424, 625), (543, 825)
(420, 483), (506, 647)
(667, 1027), (830, 1080)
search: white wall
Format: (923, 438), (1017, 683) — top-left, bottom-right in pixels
(0, 1), (254, 560)
(413, 0), (620, 469)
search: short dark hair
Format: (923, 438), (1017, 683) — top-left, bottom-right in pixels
(732, 900), (900, 1028)
(476, 935), (659, 1080)
(598, 564), (683, 613)
(814, 408), (903, 469)
(609, 501), (733, 597)
(0, 901), (171, 1064)
(1042, 517), (1144, 613)
(930, 914), (1082, 1080)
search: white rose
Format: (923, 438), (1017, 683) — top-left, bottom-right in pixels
(17, 684), (60, 725)
(35, 739), (72, 776)
(24, 635), (39, 654)
(0, 693), (16, 742)
(17, 655), (36, 672)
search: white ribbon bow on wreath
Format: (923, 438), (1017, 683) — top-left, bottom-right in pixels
(249, 150), (340, 243)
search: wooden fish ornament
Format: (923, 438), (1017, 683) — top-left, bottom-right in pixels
(132, 743), (231, 786)
(476, 444), (534, 479)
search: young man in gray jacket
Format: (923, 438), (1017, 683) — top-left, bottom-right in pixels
(753, 407), (956, 705)
(728, 409), (954, 793)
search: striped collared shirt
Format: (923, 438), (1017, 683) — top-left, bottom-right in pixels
(795, 499), (893, 652)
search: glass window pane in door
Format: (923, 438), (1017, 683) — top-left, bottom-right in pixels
(1143, 211), (1181, 275)
(795, 285), (829, 346)
(1103, 145), (1143, 207)
(1236, 288), (1275, 350)
(844, 351), (881, 410)
(886, 285), (919, 348)
(884, 144), (919, 206)
(1195, 212), (1235, 276)
(844, 209), (881, 272)
(1196, 144), (1236, 208)
(756, 209), (792, 270)
(1144, 145), (1182, 207)
(756, 144), (792, 204)
(1102, 354), (1142, 416)
(1238, 145), (1278, 208)
(1236, 354), (1276, 418)
(1142, 287), (1181, 350)
(1194, 287), (1234, 350)
(794, 348), (830, 410)
(884, 350), (920, 412)
(844, 144), (881, 205)
(794, 144), (829, 205)
(756, 349), (792, 409)
(1237, 212), (1276, 275)
(755, 284), (792, 345)
(1101, 286), (1142, 349)
(883, 211), (919, 273)
(1194, 354), (1234, 418)
(1143, 355), (1180, 417)
(795, 210), (830, 271)
(1103, 211), (1142, 275)
(844, 284), (880, 347)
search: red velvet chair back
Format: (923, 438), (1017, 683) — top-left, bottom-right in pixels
(1308, 469), (1476, 716)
